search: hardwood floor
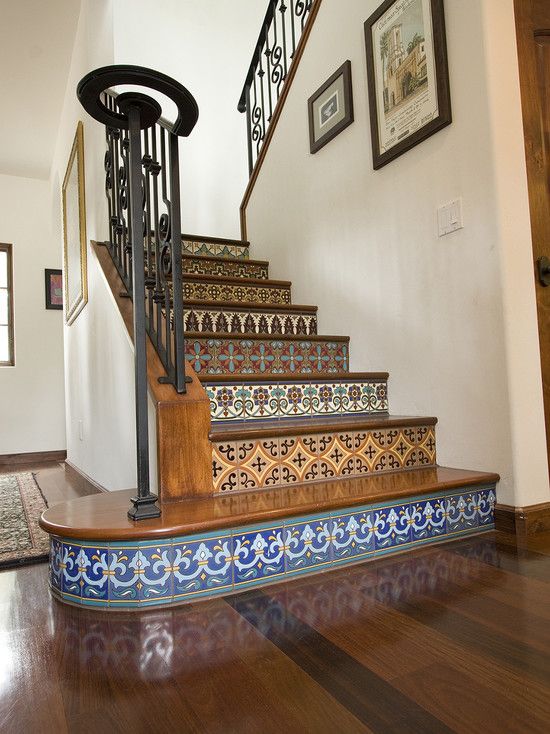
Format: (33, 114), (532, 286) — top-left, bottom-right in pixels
(1, 511), (549, 731)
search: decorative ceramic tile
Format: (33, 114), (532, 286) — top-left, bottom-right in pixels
(371, 503), (412, 551)
(409, 497), (447, 540)
(239, 383), (281, 420)
(48, 481), (497, 609)
(213, 425), (436, 494)
(183, 256), (268, 280)
(108, 546), (142, 605)
(182, 239), (249, 260)
(331, 509), (374, 563)
(278, 435), (319, 484)
(212, 442), (240, 493)
(138, 542), (174, 603)
(50, 536), (63, 592)
(183, 280), (291, 305)
(61, 542), (83, 599)
(477, 487), (497, 526)
(206, 378), (388, 424)
(446, 492), (479, 534)
(186, 338), (349, 375)
(206, 384), (246, 421)
(318, 432), (356, 479)
(237, 439), (280, 490)
(80, 545), (110, 604)
(184, 308), (318, 336)
(172, 533), (233, 601)
(284, 515), (333, 574)
(233, 523), (285, 587)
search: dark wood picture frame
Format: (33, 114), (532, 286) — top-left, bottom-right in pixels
(45, 269), (63, 310)
(364, 0), (451, 169)
(308, 60), (354, 154)
(0, 243), (15, 366)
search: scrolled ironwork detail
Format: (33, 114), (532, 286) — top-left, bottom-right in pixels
(238, 0), (316, 173)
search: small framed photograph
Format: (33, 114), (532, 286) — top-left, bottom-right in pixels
(364, 0), (452, 169)
(308, 60), (354, 154)
(45, 269), (63, 310)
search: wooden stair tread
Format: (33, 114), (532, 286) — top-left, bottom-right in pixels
(182, 233), (250, 247)
(39, 466), (500, 542)
(186, 331), (349, 343)
(183, 273), (291, 288)
(200, 371), (388, 383)
(182, 253), (269, 267)
(210, 414), (436, 441)
(183, 300), (318, 313)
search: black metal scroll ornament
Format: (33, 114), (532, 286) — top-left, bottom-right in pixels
(77, 65), (198, 521)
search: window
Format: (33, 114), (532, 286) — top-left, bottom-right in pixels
(0, 243), (14, 366)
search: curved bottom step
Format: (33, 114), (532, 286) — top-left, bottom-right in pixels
(41, 467), (498, 610)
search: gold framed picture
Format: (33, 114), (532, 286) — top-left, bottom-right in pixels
(62, 121), (88, 324)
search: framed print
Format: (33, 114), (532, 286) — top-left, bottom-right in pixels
(62, 121), (88, 324)
(45, 269), (63, 310)
(364, 0), (451, 169)
(308, 60), (354, 154)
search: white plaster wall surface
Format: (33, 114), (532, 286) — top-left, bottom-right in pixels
(0, 174), (66, 454)
(50, 0), (145, 490)
(113, 0), (266, 239)
(245, 0), (549, 506)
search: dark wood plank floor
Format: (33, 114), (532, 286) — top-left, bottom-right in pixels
(1, 463), (549, 733)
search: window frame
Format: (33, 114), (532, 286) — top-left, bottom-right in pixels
(0, 243), (15, 366)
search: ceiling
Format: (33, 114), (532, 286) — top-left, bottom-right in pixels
(0, 0), (81, 180)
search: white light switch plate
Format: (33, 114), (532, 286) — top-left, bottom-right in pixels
(438, 198), (463, 237)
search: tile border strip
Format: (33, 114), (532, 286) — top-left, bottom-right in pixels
(48, 484), (496, 610)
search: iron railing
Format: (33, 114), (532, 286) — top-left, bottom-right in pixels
(77, 65), (199, 520)
(238, 0), (315, 174)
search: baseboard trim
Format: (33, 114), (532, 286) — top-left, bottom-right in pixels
(0, 450), (67, 466)
(494, 501), (550, 535)
(65, 460), (109, 494)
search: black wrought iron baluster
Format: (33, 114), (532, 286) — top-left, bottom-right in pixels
(166, 132), (189, 393)
(290, 0), (297, 57)
(120, 133), (132, 292)
(279, 1), (288, 78)
(159, 126), (173, 380)
(142, 127), (155, 341)
(264, 32), (273, 122)
(257, 57), (267, 153)
(271, 4), (286, 97)
(151, 127), (164, 358)
(244, 83), (254, 175)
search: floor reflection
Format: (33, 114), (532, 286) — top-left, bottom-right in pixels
(51, 535), (500, 682)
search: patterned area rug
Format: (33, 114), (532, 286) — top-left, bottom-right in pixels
(0, 473), (49, 570)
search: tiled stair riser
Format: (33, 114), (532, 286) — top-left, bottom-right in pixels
(212, 426), (436, 493)
(206, 379), (388, 423)
(48, 485), (496, 609)
(184, 309), (318, 336)
(183, 258), (268, 280)
(187, 338), (349, 375)
(182, 240), (249, 260)
(183, 281), (291, 305)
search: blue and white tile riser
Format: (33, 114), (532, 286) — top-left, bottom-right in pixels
(205, 378), (388, 423)
(48, 485), (496, 610)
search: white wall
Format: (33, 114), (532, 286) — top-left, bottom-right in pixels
(0, 174), (66, 454)
(245, 0), (549, 507)
(50, 0), (136, 490)
(113, 0), (266, 239)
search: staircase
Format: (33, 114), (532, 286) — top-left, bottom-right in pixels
(40, 229), (498, 609)
(39, 64), (498, 610)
